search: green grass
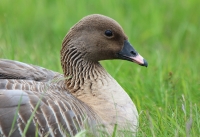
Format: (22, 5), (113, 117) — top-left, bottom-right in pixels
(0, 0), (200, 136)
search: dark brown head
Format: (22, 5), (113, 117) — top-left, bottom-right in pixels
(61, 14), (147, 67)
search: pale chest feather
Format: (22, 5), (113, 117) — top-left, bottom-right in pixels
(73, 76), (138, 132)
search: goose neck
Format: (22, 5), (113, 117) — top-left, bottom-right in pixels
(61, 46), (110, 93)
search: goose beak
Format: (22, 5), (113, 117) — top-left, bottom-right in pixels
(117, 40), (148, 67)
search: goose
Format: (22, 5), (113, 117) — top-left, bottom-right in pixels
(0, 14), (147, 137)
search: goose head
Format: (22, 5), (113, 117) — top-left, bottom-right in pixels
(61, 14), (147, 66)
(61, 14), (147, 92)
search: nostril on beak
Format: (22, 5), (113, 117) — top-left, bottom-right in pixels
(130, 51), (137, 56)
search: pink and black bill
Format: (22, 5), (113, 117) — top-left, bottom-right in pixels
(117, 40), (148, 67)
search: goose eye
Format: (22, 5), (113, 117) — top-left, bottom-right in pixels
(105, 30), (113, 37)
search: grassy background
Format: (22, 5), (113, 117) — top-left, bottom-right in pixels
(0, 0), (200, 136)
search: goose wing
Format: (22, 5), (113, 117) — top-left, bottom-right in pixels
(0, 59), (98, 137)
(0, 88), (97, 136)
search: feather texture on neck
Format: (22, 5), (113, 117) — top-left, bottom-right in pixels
(61, 37), (111, 94)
